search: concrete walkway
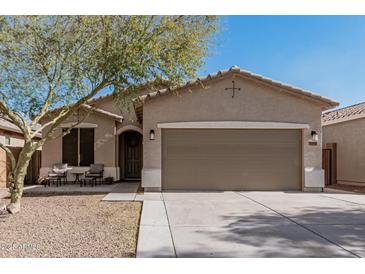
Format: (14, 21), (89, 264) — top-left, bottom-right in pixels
(137, 191), (365, 258)
(102, 182), (140, 201)
(137, 199), (175, 257)
(101, 182), (164, 201)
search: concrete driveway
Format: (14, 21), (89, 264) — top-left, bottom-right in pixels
(136, 191), (365, 258)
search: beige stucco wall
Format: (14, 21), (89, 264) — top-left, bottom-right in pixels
(92, 95), (142, 130)
(142, 74), (325, 190)
(40, 95), (143, 181)
(323, 118), (365, 184)
(41, 111), (119, 180)
(92, 96), (143, 179)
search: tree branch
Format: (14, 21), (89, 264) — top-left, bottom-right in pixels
(48, 109), (92, 140)
(31, 107), (69, 137)
(34, 107), (93, 150)
(30, 84), (56, 128)
(0, 100), (29, 138)
(32, 81), (109, 141)
(0, 142), (16, 174)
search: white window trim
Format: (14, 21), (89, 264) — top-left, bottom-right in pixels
(61, 122), (98, 128)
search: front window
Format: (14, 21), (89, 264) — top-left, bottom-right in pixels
(62, 128), (94, 166)
(4, 136), (11, 145)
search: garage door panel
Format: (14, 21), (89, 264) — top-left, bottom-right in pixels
(162, 129), (302, 190)
(165, 144), (299, 160)
(166, 147), (299, 159)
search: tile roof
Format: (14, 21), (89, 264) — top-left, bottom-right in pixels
(137, 66), (339, 110)
(322, 102), (365, 125)
(82, 105), (123, 122)
(88, 92), (114, 104)
(87, 80), (170, 104)
(44, 104), (123, 123)
(0, 118), (42, 138)
(45, 80), (168, 118)
(0, 117), (22, 133)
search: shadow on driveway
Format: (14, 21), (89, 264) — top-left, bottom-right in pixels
(166, 193), (365, 258)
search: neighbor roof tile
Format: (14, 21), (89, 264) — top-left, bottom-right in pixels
(322, 102), (365, 125)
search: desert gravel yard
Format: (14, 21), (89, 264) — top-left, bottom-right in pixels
(0, 194), (141, 258)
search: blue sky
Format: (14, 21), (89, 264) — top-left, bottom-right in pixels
(200, 16), (365, 108)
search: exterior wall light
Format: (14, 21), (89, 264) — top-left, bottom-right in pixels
(309, 130), (319, 145)
(311, 131), (319, 142)
(149, 129), (155, 140)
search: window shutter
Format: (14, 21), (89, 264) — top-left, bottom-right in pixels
(80, 128), (95, 166)
(62, 128), (78, 166)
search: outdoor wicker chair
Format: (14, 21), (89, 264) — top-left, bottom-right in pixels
(84, 164), (104, 185)
(46, 163), (69, 186)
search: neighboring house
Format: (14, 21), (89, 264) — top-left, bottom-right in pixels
(0, 118), (41, 187)
(322, 102), (365, 186)
(40, 66), (338, 191)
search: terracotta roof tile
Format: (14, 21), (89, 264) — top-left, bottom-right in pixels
(322, 102), (365, 125)
(0, 118), (42, 138)
(81, 105), (123, 122)
(0, 117), (21, 133)
(137, 66), (339, 110)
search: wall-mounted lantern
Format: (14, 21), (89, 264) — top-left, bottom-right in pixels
(311, 131), (319, 142)
(149, 129), (155, 141)
(309, 130), (318, 145)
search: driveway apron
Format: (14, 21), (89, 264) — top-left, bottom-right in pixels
(137, 191), (365, 257)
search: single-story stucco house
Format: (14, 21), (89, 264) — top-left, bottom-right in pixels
(322, 102), (365, 186)
(40, 66), (339, 191)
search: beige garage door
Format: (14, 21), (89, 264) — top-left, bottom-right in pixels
(162, 129), (302, 190)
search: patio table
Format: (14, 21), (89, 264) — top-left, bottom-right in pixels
(71, 171), (84, 185)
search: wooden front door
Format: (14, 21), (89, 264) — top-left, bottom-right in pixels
(322, 143), (337, 185)
(322, 148), (332, 185)
(124, 131), (142, 179)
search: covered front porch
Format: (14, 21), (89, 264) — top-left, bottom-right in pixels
(40, 106), (144, 184)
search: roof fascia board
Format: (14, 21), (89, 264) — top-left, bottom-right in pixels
(158, 121), (309, 129)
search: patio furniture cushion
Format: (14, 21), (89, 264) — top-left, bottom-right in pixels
(88, 164), (104, 174)
(85, 173), (101, 177)
(48, 173), (63, 177)
(52, 163), (69, 174)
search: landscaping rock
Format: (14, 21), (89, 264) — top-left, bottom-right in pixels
(7, 202), (21, 214)
(0, 195), (141, 257)
(0, 202), (6, 212)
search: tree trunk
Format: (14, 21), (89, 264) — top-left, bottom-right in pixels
(8, 144), (35, 213)
(10, 172), (27, 204)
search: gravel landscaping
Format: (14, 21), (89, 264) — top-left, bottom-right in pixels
(0, 193), (141, 258)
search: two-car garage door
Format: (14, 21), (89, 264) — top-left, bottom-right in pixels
(162, 129), (302, 191)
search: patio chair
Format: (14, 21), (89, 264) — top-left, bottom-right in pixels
(46, 163), (69, 186)
(84, 164), (104, 185)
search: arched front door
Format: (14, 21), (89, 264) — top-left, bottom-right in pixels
(119, 131), (142, 180)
